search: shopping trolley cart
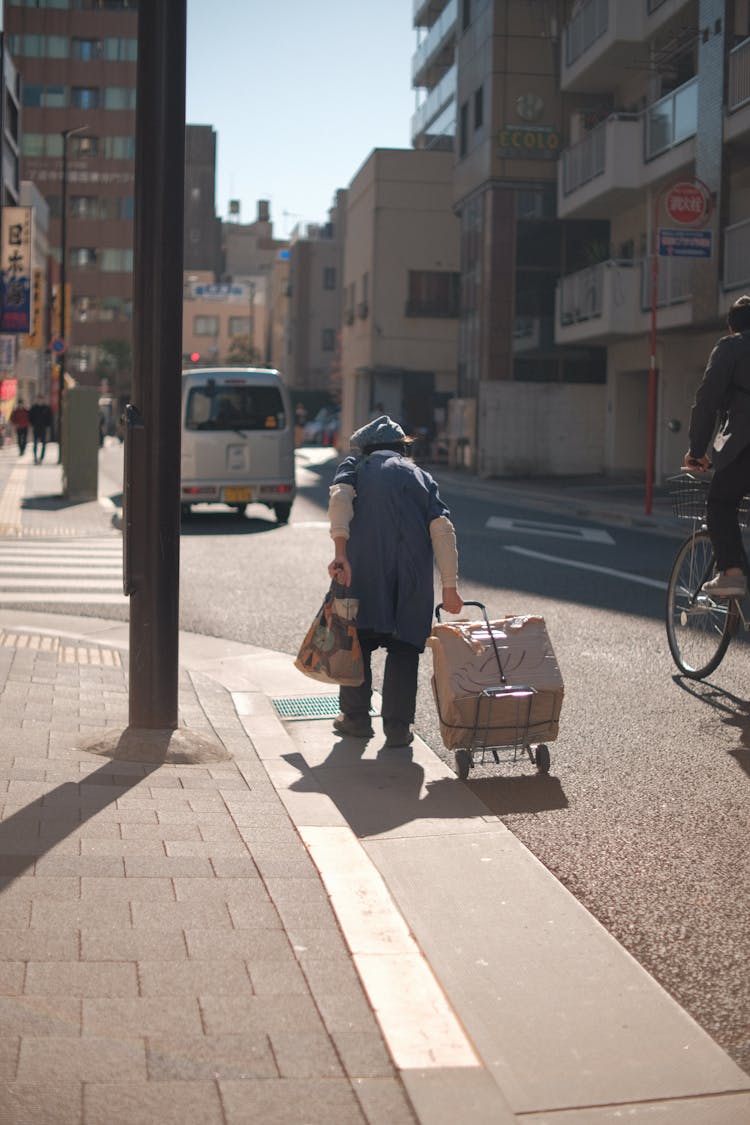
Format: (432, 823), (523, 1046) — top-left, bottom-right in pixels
(427, 601), (563, 780)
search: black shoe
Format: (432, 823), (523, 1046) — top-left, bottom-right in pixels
(383, 723), (414, 749)
(333, 713), (373, 739)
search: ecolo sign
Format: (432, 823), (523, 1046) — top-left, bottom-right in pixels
(496, 125), (560, 160)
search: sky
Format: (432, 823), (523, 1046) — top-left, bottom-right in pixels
(186, 0), (417, 239)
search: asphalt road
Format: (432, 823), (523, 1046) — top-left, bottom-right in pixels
(21, 443), (750, 1075)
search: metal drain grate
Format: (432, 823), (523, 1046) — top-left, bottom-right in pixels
(272, 696), (377, 721)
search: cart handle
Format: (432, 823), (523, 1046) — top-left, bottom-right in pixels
(433, 600), (507, 686)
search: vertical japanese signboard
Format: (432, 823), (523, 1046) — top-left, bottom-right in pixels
(0, 208), (32, 334)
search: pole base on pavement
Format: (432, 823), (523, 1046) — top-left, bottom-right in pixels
(77, 726), (231, 764)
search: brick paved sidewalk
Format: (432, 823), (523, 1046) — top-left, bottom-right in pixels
(0, 629), (413, 1125)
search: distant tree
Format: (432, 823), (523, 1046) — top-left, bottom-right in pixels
(97, 338), (133, 394)
(225, 335), (260, 367)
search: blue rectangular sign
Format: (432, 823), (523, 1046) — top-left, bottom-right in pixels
(658, 228), (712, 258)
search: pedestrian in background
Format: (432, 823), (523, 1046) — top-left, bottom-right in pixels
(10, 400), (29, 456)
(327, 414), (463, 748)
(685, 294), (750, 597)
(29, 394), (53, 464)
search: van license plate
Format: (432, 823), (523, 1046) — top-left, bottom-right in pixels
(224, 487), (252, 503)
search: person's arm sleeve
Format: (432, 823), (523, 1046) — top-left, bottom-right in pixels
(430, 515), (458, 586)
(689, 339), (735, 457)
(328, 483), (356, 541)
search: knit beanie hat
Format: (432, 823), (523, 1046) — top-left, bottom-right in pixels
(349, 415), (406, 452)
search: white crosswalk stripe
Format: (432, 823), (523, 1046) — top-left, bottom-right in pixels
(0, 537), (127, 605)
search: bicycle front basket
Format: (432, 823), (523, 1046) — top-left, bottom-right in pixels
(668, 473), (710, 521)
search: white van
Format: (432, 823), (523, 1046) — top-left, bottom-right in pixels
(181, 367), (296, 522)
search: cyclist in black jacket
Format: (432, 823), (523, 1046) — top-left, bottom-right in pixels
(685, 295), (750, 598)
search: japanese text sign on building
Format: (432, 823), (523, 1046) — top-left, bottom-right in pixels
(659, 228), (713, 258)
(0, 337), (15, 372)
(0, 208), (32, 334)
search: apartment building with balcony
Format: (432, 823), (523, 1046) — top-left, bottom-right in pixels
(412, 0), (459, 150)
(4, 0), (138, 389)
(556, 0), (750, 480)
(453, 0), (609, 477)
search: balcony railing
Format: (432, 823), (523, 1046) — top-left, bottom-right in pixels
(411, 62), (456, 140)
(412, 0), (457, 84)
(557, 257), (689, 330)
(645, 76), (697, 160)
(564, 0), (608, 67)
(558, 262), (606, 325)
(729, 36), (750, 112)
(724, 218), (750, 290)
(561, 120), (607, 196)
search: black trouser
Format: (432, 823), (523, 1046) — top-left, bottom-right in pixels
(16, 428), (27, 455)
(706, 442), (750, 572)
(32, 429), (46, 462)
(339, 630), (420, 730)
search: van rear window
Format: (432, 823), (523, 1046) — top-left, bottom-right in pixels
(186, 385), (286, 431)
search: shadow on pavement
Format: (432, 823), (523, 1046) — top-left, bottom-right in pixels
(673, 675), (750, 773)
(21, 494), (93, 511)
(285, 740), (503, 837)
(0, 757), (160, 881)
(465, 773), (568, 815)
(179, 511), (281, 536)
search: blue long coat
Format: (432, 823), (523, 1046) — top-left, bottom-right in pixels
(334, 450), (449, 649)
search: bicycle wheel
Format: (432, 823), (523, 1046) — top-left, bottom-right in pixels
(666, 529), (733, 678)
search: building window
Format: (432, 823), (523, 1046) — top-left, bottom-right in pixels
(23, 84), (66, 108)
(103, 37), (137, 61)
(100, 296), (132, 320)
(103, 136), (135, 159)
(228, 316), (250, 337)
(323, 266), (336, 290)
(103, 86), (136, 110)
(474, 86), (483, 130)
(321, 328), (335, 351)
(100, 248), (133, 272)
(71, 87), (100, 109)
(72, 38), (102, 60)
(10, 0), (70, 7)
(70, 247), (97, 269)
(71, 134), (98, 157)
(9, 34), (68, 57)
(73, 296), (96, 322)
(70, 195), (97, 219)
(459, 101), (468, 157)
(462, 0), (471, 31)
(406, 270), (460, 318)
(194, 315), (219, 336)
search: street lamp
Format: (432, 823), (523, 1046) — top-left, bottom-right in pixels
(57, 124), (87, 463)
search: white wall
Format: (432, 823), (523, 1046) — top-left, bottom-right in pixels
(478, 382), (605, 477)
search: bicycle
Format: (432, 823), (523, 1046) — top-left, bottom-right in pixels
(665, 473), (750, 678)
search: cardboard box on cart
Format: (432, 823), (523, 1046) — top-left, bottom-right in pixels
(427, 614), (563, 751)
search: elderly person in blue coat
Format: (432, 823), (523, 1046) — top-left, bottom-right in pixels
(685, 294), (750, 598)
(327, 415), (463, 748)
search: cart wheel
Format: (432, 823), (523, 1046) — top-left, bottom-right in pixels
(534, 744), (551, 774)
(455, 749), (472, 780)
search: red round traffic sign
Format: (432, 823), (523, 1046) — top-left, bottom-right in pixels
(665, 181), (710, 226)
(51, 336), (66, 354)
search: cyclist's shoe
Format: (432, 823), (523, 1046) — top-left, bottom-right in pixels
(701, 573), (747, 599)
(333, 713), (374, 739)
